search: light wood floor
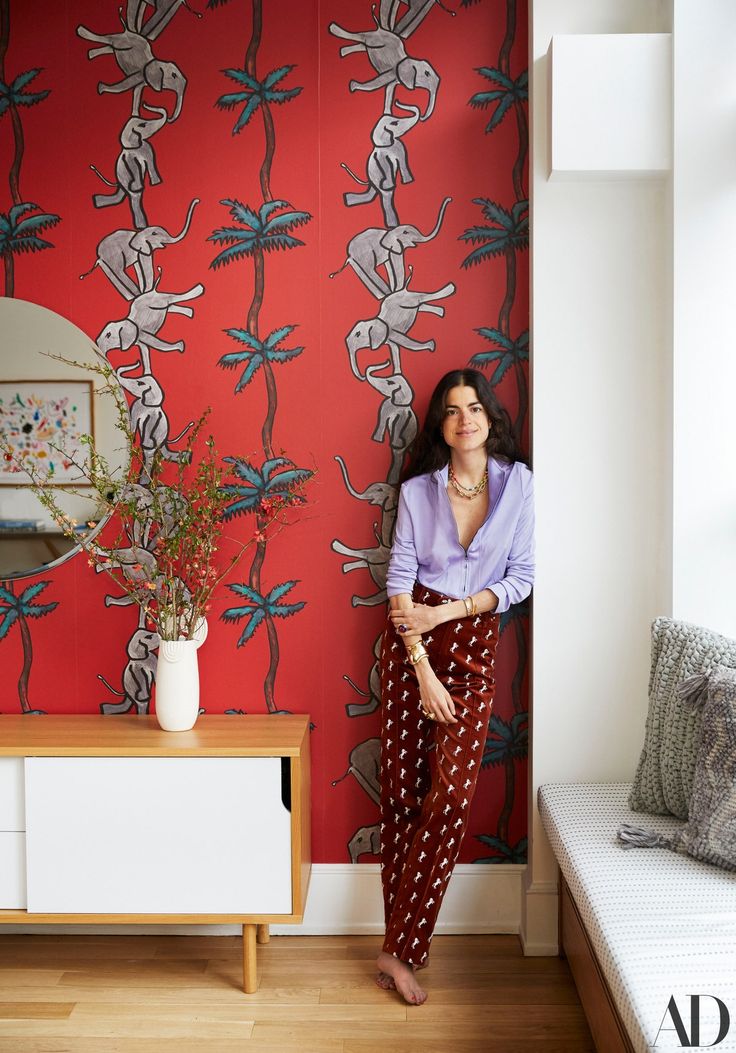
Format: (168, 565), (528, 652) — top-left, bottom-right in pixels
(0, 933), (595, 1052)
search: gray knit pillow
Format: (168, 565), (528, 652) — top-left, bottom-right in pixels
(619, 667), (736, 871)
(628, 617), (736, 818)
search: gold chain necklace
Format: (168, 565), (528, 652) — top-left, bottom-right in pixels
(448, 464), (488, 500)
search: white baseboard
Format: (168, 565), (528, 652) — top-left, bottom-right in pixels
(1, 863), (526, 938)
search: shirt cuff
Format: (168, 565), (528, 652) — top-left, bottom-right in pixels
(486, 583), (509, 614)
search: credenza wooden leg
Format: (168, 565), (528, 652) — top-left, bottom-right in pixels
(256, 924), (270, 944)
(242, 923), (257, 993)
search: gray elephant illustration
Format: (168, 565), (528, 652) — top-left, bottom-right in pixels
(329, 197), (451, 298)
(335, 455), (398, 546)
(365, 364), (417, 485)
(77, 23), (186, 120)
(332, 737), (381, 803)
(127, 0), (201, 37)
(119, 481), (188, 547)
(329, 11), (440, 120)
(90, 105), (168, 229)
(99, 626), (159, 716)
(345, 276), (456, 379)
(341, 103), (420, 228)
(348, 824), (381, 864)
(343, 631), (383, 717)
(331, 525), (389, 607)
(96, 280), (204, 372)
(116, 362), (194, 475)
(92, 542), (159, 607)
(80, 198), (199, 298)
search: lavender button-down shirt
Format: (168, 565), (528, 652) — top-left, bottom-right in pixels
(385, 456), (535, 613)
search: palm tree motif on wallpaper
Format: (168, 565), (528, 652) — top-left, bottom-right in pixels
(0, 202), (60, 297)
(0, 580), (57, 714)
(469, 66), (527, 201)
(210, 0), (302, 202)
(208, 0), (312, 715)
(470, 327), (528, 445)
(475, 834), (527, 865)
(0, 3), (59, 297)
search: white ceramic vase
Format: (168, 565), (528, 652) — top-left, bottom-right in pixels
(154, 619), (208, 732)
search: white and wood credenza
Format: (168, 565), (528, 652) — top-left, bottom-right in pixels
(0, 714), (311, 992)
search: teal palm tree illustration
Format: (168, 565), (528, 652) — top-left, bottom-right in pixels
(0, 68), (49, 114)
(222, 580), (305, 647)
(221, 457), (311, 518)
(482, 711), (528, 843)
(499, 599), (529, 715)
(474, 835), (527, 864)
(460, 198), (528, 341)
(470, 67), (527, 132)
(217, 65), (302, 135)
(219, 324), (304, 393)
(0, 202), (60, 297)
(0, 65), (50, 203)
(210, 200), (310, 454)
(0, 580), (58, 714)
(470, 66), (528, 198)
(471, 327), (528, 443)
(210, 0), (302, 199)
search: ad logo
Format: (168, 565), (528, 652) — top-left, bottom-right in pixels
(654, 995), (731, 1047)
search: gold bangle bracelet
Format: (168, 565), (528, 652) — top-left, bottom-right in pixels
(407, 644), (428, 665)
(463, 596), (472, 617)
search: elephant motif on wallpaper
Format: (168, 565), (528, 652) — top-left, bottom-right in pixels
(331, 525), (390, 608)
(80, 198), (199, 297)
(341, 104), (420, 228)
(96, 280), (204, 372)
(333, 736), (382, 863)
(330, 197), (452, 298)
(115, 363), (194, 477)
(335, 455), (398, 547)
(118, 482), (188, 548)
(77, 22), (187, 121)
(329, 2), (441, 120)
(98, 626), (159, 716)
(364, 364), (417, 485)
(90, 105), (169, 229)
(345, 275), (455, 379)
(343, 631), (384, 718)
(126, 0), (201, 39)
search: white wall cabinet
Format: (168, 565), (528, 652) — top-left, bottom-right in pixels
(0, 715), (311, 992)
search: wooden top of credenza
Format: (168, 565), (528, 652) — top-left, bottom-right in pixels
(0, 714), (310, 757)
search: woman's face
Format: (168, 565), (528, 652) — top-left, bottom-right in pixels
(441, 385), (490, 454)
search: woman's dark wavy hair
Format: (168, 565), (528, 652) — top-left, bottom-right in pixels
(401, 368), (527, 482)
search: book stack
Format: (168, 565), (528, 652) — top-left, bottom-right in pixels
(0, 518), (47, 532)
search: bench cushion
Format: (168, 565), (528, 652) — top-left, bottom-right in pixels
(539, 782), (736, 1053)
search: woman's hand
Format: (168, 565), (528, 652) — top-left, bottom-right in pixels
(415, 662), (457, 724)
(389, 603), (439, 636)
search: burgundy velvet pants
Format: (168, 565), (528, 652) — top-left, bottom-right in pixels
(379, 583), (499, 966)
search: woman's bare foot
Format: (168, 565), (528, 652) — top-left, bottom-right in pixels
(376, 951), (427, 1005)
(375, 971), (396, 990)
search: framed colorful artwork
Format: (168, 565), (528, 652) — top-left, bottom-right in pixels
(0, 380), (94, 486)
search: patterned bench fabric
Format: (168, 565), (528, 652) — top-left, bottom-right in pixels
(539, 783), (736, 1053)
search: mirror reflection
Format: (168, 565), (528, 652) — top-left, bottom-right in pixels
(0, 298), (127, 579)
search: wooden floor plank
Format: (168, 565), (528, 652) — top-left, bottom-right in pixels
(0, 932), (595, 1052)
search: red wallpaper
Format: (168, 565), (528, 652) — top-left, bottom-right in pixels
(0, 0), (528, 865)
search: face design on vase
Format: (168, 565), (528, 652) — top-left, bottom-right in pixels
(441, 385), (490, 454)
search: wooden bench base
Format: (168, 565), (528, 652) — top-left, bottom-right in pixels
(559, 875), (635, 1053)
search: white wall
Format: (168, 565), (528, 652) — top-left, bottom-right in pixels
(671, 0), (736, 639)
(526, 0), (672, 953)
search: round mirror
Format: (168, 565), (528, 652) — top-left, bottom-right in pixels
(0, 298), (126, 580)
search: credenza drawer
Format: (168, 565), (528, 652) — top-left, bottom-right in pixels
(25, 756), (292, 915)
(0, 832), (27, 908)
(0, 758), (25, 831)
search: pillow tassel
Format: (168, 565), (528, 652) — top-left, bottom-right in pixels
(676, 672), (710, 707)
(617, 823), (677, 850)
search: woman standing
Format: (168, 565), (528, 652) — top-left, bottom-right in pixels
(376, 368), (534, 1005)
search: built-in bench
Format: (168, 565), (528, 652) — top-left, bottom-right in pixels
(539, 782), (736, 1053)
